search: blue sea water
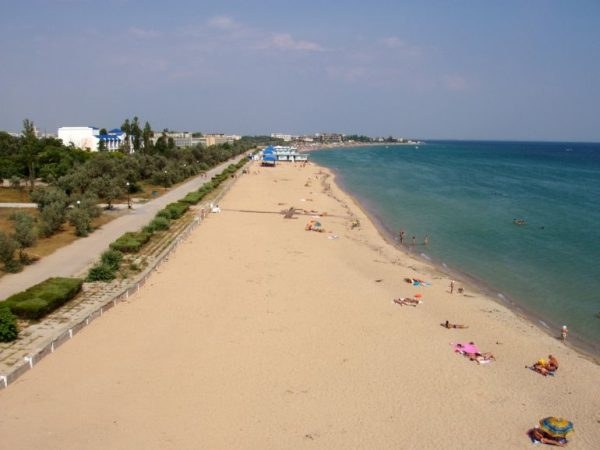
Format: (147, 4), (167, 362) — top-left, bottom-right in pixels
(310, 141), (600, 355)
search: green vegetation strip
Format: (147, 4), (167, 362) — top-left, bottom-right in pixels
(2, 277), (83, 321)
(89, 158), (248, 283)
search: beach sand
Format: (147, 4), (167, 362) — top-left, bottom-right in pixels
(1, 161), (599, 449)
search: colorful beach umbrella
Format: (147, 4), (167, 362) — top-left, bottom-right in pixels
(539, 417), (574, 438)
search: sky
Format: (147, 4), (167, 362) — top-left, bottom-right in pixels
(1, 0), (599, 141)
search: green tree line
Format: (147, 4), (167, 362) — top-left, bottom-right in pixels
(0, 118), (279, 274)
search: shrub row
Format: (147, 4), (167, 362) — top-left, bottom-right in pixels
(89, 159), (247, 282)
(109, 231), (152, 253)
(0, 304), (18, 342)
(157, 201), (189, 220)
(86, 249), (124, 282)
(2, 277), (83, 320)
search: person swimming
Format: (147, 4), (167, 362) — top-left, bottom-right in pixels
(513, 218), (527, 225)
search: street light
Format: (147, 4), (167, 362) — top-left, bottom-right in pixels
(126, 182), (132, 209)
(76, 200), (81, 208)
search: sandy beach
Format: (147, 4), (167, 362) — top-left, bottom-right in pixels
(1, 160), (599, 449)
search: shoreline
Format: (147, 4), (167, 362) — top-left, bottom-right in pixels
(328, 167), (600, 362)
(1, 159), (598, 448)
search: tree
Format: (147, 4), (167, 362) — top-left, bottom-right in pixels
(121, 118), (131, 152)
(0, 231), (20, 272)
(131, 116), (142, 152)
(20, 118), (42, 190)
(142, 121), (153, 152)
(67, 206), (92, 236)
(10, 211), (37, 248)
(30, 186), (69, 237)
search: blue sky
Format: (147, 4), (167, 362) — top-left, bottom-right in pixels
(1, 0), (599, 141)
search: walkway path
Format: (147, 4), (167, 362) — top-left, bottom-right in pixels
(0, 155), (246, 300)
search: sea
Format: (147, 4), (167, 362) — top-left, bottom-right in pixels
(309, 141), (600, 357)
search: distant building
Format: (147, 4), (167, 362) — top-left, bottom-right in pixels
(202, 133), (241, 146)
(316, 133), (344, 143)
(58, 126), (125, 151)
(58, 127), (99, 150)
(271, 133), (295, 142)
(151, 132), (241, 148)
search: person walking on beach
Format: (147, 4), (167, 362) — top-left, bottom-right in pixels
(411, 236), (416, 246)
(398, 229), (405, 244)
(561, 325), (568, 341)
(450, 280), (455, 294)
(424, 235), (429, 245)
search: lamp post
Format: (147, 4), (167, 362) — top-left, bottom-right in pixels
(126, 182), (132, 209)
(76, 200), (81, 208)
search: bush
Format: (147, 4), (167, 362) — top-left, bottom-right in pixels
(86, 263), (116, 282)
(100, 249), (123, 270)
(156, 209), (172, 220)
(67, 207), (92, 237)
(10, 211), (37, 248)
(167, 201), (189, 218)
(4, 277), (83, 320)
(39, 202), (67, 237)
(0, 231), (19, 271)
(109, 231), (151, 253)
(181, 191), (204, 205)
(149, 216), (170, 231)
(0, 305), (18, 342)
(158, 202), (189, 220)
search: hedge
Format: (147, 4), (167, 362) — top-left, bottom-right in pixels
(149, 216), (170, 231)
(160, 202), (189, 220)
(3, 277), (83, 320)
(181, 191), (205, 205)
(87, 263), (117, 282)
(0, 304), (18, 342)
(109, 231), (152, 253)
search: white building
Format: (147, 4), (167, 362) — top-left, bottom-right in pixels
(58, 127), (99, 150)
(58, 126), (125, 151)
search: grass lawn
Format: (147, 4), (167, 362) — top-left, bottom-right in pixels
(0, 208), (120, 277)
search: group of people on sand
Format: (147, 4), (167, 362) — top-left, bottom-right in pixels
(530, 355), (559, 377)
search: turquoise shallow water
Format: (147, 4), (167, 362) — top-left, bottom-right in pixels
(310, 141), (600, 355)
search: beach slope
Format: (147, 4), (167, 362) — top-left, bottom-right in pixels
(0, 161), (598, 449)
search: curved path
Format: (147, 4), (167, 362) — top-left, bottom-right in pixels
(0, 155), (247, 300)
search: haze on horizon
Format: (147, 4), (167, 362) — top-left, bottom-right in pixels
(1, 0), (599, 142)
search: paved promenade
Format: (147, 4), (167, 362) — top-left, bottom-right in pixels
(0, 155), (245, 300)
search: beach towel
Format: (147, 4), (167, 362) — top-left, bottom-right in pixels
(452, 342), (480, 354)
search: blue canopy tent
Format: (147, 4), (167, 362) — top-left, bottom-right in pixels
(262, 146), (276, 166)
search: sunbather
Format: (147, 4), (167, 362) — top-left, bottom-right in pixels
(469, 352), (495, 364)
(547, 355), (559, 372)
(530, 355), (559, 376)
(393, 298), (421, 307)
(442, 320), (468, 329)
(530, 427), (568, 447)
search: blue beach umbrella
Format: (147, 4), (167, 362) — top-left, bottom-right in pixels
(539, 417), (574, 438)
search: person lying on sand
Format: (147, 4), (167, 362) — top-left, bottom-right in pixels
(530, 427), (568, 447)
(468, 352), (495, 364)
(393, 298), (422, 307)
(530, 355), (559, 376)
(442, 320), (468, 329)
